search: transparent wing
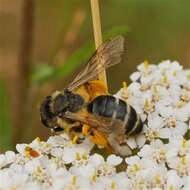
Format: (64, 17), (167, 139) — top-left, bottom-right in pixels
(63, 111), (130, 155)
(62, 111), (124, 134)
(67, 36), (125, 91)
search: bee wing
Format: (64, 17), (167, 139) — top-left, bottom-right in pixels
(62, 111), (124, 134)
(63, 111), (131, 156)
(67, 36), (125, 91)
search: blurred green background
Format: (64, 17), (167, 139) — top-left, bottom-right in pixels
(0, 0), (190, 151)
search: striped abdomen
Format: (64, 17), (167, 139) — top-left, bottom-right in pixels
(87, 95), (143, 135)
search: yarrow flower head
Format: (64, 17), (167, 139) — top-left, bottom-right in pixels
(1, 60), (190, 190)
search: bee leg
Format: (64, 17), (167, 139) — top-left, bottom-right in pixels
(56, 118), (72, 133)
(81, 124), (114, 153)
(63, 121), (80, 133)
(68, 130), (80, 144)
(87, 80), (108, 99)
(56, 120), (80, 144)
(82, 124), (91, 136)
(66, 122), (81, 144)
(72, 135), (79, 144)
(89, 129), (113, 152)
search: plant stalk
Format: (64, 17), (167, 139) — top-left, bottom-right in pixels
(90, 0), (107, 87)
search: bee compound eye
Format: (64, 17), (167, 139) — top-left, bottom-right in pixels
(40, 96), (55, 123)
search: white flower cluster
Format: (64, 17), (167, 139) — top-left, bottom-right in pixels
(0, 60), (190, 190)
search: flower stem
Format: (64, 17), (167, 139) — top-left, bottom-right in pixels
(90, 0), (107, 87)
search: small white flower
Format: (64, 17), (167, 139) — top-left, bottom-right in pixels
(146, 108), (188, 140)
(0, 60), (190, 189)
(106, 154), (122, 166)
(137, 61), (157, 74)
(138, 139), (167, 164)
(149, 165), (167, 188)
(130, 71), (141, 82)
(0, 154), (6, 169)
(0, 151), (16, 169)
(126, 133), (146, 149)
(125, 156), (151, 178)
(0, 169), (29, 190)
(167, 154), (190, 177)
(167, 137), (190, 157)
(88, 153), (104, 167)
(16, 143), (27, 154)
(166, 170), (183, 190)
(183, 175), (190, 190)
(158, 60), (182, 72)
(69, 164), (95, 180)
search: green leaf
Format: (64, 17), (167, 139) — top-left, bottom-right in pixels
(52, 43), (94, 80)
(0, 79), (12, 151)
(31, 63), (56, 85)
(184, 129), (190, 140)
(31, 25), (129, 85)
(103, 25), (130, 39)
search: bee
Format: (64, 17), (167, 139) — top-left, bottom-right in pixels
(40, 36), (143, 156)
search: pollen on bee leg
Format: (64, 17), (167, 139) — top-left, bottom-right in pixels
(89, 129), (108, 147)
(82, 124), (90, 136)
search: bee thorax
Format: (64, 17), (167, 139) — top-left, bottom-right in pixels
(65, 91), (85, 112)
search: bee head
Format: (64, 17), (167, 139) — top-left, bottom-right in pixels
(40, 96), (55, 129)
(40, 91), (69, 130)
(40, 89), (84, 131)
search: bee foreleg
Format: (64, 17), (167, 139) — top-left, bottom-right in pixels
(72, 135), (79, 144)
(68, 122), (82, 144)
(82, 124), (91, 136)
